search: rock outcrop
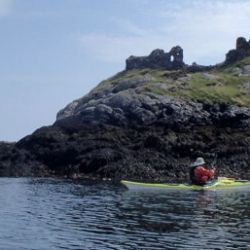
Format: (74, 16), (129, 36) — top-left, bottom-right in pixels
(0, 37), (250, 181)
(10, 91), (250, 181)
(56, 88), (250, 129)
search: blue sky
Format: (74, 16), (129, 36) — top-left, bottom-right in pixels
(1, 0), (250, 141)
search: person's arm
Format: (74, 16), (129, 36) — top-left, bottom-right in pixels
(207, 167), (215, 178)
(196, 166), (215, 177)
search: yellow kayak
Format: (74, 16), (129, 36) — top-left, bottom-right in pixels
(121, 177), (250, 190)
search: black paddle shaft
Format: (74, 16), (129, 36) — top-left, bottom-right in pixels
(211, 153), (217, 168)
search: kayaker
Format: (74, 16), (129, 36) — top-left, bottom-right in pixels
(190, 157), (215, 185)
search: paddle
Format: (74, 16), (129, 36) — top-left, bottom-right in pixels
(212, 153), (249, 182)
(211, 153), (217, 169)
(211, 153), (217, 179)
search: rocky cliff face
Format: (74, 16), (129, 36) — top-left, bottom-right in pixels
(1, 37), (250, 181)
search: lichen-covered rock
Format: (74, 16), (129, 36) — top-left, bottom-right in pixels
(242, 65), (250, 75)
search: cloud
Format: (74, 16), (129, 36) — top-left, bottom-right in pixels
(0, 0), (12, 17)
(79, 0), (250, 65)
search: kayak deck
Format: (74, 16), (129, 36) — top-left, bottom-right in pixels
(121, 178), (250, 190)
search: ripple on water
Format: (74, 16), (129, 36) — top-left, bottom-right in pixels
(0, 178), (250, 250)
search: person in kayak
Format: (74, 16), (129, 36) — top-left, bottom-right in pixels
(190, 157), (215, 185)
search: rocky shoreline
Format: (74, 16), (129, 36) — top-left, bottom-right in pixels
(1, 37), (250, 181)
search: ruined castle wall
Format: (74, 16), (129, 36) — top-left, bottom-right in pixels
(126, 46), (184, 70)
(225, 37), (250, 64)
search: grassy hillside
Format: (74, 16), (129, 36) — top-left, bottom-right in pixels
(94, 57), (250, 107)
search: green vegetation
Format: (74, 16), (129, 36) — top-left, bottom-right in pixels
(179, 72), (250, 105)
(93, 69), (151, 92)
(93, 57), (250, 107)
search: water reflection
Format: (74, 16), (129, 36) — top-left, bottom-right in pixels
(0, 178), (249, 250)
(120, 188), (250, 249)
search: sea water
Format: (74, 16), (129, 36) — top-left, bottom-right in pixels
(0, 178), (249, 250)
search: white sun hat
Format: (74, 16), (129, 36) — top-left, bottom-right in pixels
(191, 157), (205, 167)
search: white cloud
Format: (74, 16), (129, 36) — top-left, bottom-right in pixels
(79, 0), (250, 65)
(0, 0), (12, 17)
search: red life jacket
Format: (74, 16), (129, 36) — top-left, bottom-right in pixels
(190, 165), (215, 185)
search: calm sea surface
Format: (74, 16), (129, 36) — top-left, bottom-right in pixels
(0, 178), (249, 250)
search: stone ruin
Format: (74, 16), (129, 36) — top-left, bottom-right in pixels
(125, 37), (250, 71)
(125, 45), (213, 72)
(126, 46), (185, 70)
(225, 37), (250, 64)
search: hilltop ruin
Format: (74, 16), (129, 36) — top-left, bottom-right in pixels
(125, 37), (250, 71)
